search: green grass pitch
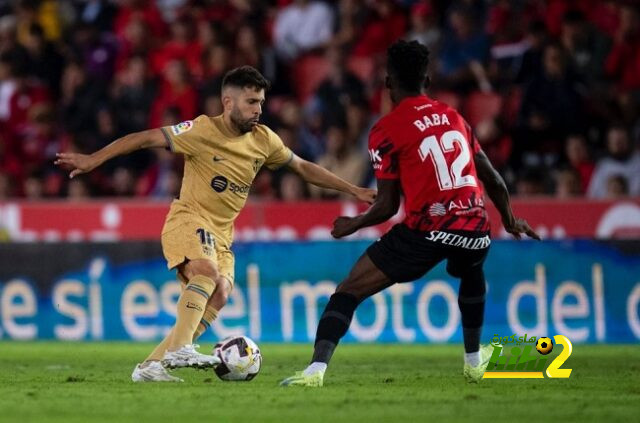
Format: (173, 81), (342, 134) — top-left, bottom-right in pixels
(0, 342), (638, 422)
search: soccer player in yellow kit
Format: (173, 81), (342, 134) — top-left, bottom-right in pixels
(55, 66), (376, 382)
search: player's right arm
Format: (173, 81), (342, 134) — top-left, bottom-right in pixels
(474, 150), (541, 240)
(332, 178), (401, 238)
(55, 128), (168, 178)
(332, 123), (401, 238)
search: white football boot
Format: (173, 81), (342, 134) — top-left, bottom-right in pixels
(162, 344), (221, 369)
(131, 361), (183, 382)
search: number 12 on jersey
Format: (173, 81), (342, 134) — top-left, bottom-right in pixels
(418, 130), (477, 191)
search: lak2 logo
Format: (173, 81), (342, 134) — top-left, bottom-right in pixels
(483, 335), (573, 379)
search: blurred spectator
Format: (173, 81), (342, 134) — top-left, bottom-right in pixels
(232, 24), (284, 94)
(114, 14), (152, 72)
(0, 171), (12, 199)
(278, 99), (321, 160)
(156, 0), (189, 23)
(516, 42), (585, 167)
(113, 0), (167, 41)
(15, 0), (65, 43)
(345, 98), (374, 153)
(93, 106), (138, 173)
(313, 45), (366, 129)
(475, 117), (512, 172)
(486, 0), (522, 45)
(14, 102), (67, 179)
(297, 103), (325, 161)
(352, 0), (406, 57)
(605, 174), (629, 198)
(332, 0), (367, 49)
(436, 6), (490, 92)
(0, 0), (636, 200)
(66, 177), (91, 200)
(564, 133), (594, 193)
(273, 0), (334, 61)
(250, 169), (276, 200)
(110, 166), (136, 197)
(515, 20), (548, 84)
(135, 106), (182, 198)
(559, 9), (609, 85)
(199, 44), (231, 101)
(554, 167), (582, 198)
(76, 0), (118, 34)
(278, 172), (309, 201)
(2, 49), (50, 136)
(112, 55), (156, 134)
(23, 170), (44, 199)
(60, 60), (104, 140)
(587, 126), (640, 198)
(406, 1), (440, 53)
(605, 5), (640, 92)
(70, 22), (117, 82)
(515, 168), (546, 196)
(311, 124), (366, 199)
(137, 148), (181, 199)
(202, 92), (223, 117)
(22, 23), (64, 96)
(151, 15), (201, 79)
(0, 50), (18, 124)
(148, 59), (197, 128)
(0, 14), (28, 61)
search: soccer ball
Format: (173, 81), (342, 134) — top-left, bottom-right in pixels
(536, 337), (553, 355)
(213, 336), (262, 381)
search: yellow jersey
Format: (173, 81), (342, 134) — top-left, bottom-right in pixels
(160, 114), (293, 248)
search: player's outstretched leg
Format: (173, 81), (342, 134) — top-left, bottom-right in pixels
(132, 327), (184, 382)
(281, 253), (392, 387)
(455, 266), (492, 383)
(192, 277), (231, 341)
(163, 260), (221, 369)
(132, 358), (183, 382)
(133, 278), (187, 382)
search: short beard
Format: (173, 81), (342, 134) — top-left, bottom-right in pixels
(230, 109), (254, 134)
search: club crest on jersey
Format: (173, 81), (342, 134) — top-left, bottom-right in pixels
(171, 120), (194, 135)
(413, 113), (450, 132)
(252, 159), (263, 173)
(429, 203), (447, 216)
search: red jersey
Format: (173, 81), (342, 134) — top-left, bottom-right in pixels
(369, 95), (490, 233)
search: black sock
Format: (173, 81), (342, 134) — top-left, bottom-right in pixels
(311, 292), (359, 364)
(458, 269), (486, 354)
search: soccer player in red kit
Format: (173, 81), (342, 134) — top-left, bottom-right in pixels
(281, 40), (540, 387)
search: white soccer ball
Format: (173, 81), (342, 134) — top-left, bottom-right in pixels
(213, 336), (262, 381)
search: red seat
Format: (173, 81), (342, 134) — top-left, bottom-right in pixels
(464, 91), (503, 127)
(293, 55), (376, 104)
(292, 55), (329, 103)
(347, 56), (374, 82)
(503, 87), (523, 127)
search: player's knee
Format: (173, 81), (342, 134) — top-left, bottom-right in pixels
(183, 259), (219, 281)
(335, 279), (365, 302)
(212, 277), (231, 306)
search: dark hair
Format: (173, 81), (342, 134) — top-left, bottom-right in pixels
(563, 9), (585, 25)
(28, 22), (44, 38)
(387, 39), (430, 92)
(222, 66), (270, 91)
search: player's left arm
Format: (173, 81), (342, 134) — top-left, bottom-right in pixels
(286, 154), (376, 204)
(331, 178), (401, 239)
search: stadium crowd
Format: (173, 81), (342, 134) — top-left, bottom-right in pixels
(0, 0), (638, 201)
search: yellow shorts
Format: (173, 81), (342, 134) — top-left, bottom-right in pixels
(161, 220), (235, 285)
